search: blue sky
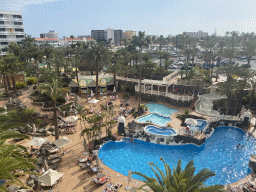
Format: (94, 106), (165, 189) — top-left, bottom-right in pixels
(1, 0), (256, 38)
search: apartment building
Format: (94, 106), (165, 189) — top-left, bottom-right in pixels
(124, 30), (136, 42)
(60, 37), (86, 47)
(91, 30), (107, 42)
(105, 28), (114, 44)
(0, 11), (25, 56)
(40, 30), (59, 39)
(114, 30), (123, 45)
(184, 30), (208, 38)
(34, 38), (61, 48)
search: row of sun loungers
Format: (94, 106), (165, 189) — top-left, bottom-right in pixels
(231, 182), (256, 192)
(102, 182), (122, 192)
(91, 173), (109, 185)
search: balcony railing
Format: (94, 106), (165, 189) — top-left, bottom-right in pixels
(135, 85), (194, 102)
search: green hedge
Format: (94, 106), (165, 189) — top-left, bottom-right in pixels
(60, 102), (74, 111)
(27, 77), (38, 85)
(16, 81), (27, 89)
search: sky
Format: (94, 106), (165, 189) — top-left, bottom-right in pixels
(1, 0), (256, 38)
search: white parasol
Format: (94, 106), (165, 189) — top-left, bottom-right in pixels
(91, 89), (93, 97)
(52, 136), (71, 148)
(37, 169), (63, 186)
(65, 116), (78, 122)
(88, 99), (100, 104)
(185, 118), (198, 126)
(28, 137), (47, 147)
(113, 86), (116, 93)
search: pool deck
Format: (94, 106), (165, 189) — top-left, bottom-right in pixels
(2, 88), (255, 191)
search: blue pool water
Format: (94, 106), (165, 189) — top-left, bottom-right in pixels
(137, 113), (171, 126)
(146, 103), (177, 116)
(99, 127), (256, 185)
(197, 120), (208, 131)
(145, 126), (176, 136)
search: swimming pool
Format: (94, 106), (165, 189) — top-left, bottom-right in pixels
(137, 113), (171, 126)
(145, 126), (176, 136)
(146, 103), (177, 116)
(99, 126), (256, 185)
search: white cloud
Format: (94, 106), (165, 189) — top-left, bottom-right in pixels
(2, 0), (57, 11)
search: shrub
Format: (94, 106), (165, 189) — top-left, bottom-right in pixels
(33, 85), (38, 89)
(0, 107), (6, 113)
(8, 110), (17, 115)
(60, 102), (73, 111)
(56, 96), (66, 104)
(132, 111), (138, 118)
(139, 104), (148, 112)
(27, 77), (38, 85)
(185, 109), (189, 117)
(16, 81), (27, 89)
(35, 119), (42, 126)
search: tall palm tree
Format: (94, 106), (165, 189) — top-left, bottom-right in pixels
(0, 114), (36, 192)
(0, 141), (37, 192)
(243, 41), (256, 67)
(82, 42), (110, 99)
(132, 157), (224, 192)
(37, 79), (70, 140)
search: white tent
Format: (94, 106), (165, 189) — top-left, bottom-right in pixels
(185, 118), (198, 126)
(28, 137), (48, 147)
(52, 136), (71, 148)
(118, 115), (126, 127)
(65, 116), (78, 122)
(88, 99), (100, 104)
(37, 169), (63, 186)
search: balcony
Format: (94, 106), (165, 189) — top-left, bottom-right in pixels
(0, 17), (23, 22)
(0, 24), (24, 28)
(0, 38), (24, 42)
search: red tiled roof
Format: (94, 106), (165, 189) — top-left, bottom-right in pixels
(63, 38), (83, 41)
(34, 38), (58, 41)
(86, 38), (96, 41)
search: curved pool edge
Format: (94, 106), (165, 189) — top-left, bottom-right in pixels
(98, 126), (256, 187)
(134, 112), (172, 127)
(144, 125), (178, 137)
(144, 102), (179, 117)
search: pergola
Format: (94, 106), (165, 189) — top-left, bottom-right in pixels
(141, 79), (173, 97)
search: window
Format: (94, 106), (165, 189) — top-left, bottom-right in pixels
(0, 28), (5, 31)
(0, 14), (3, 18)
(16, 35), (24, 38)
(0, 35), (7, 38)
(2, 48), (7, 52)
(13, 15), (22, 19)
(1, 42), (8, 45)
(14, 22), (22, 25)
(15, 28), (24, 32)
(0, 21), (4, 25)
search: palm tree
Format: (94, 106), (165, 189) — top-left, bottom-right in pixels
(0, 141), (37, 192)
(132, 157), (224, 192)
(0, 114), (36, 191)
(243, 41), (256, 67)
(152, 36), (156, 51)
(82, 42), (110, 99)
(3, 54), (24, 92)
(37, 79), (70, 140)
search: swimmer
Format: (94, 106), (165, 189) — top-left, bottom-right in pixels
(131, 138), (134, 143)
(237, 143), (241, 148)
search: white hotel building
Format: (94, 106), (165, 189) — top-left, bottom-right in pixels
(0, 11), (25, 56)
